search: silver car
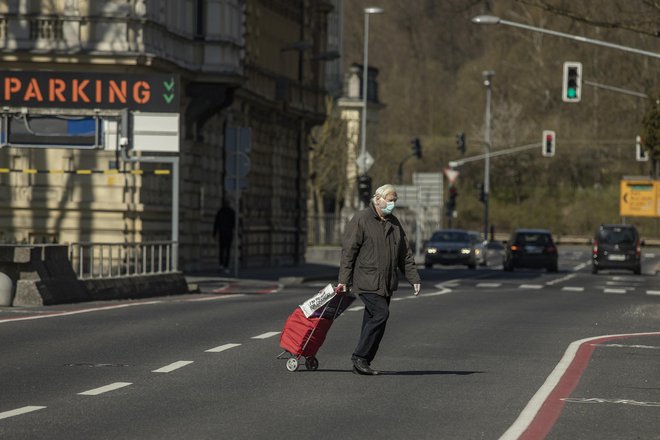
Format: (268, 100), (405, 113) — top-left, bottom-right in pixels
(467, 231), (487, 266)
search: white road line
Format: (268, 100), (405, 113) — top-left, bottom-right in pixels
(604, 288), (627, 294)
(606, 281), (639, 286)
(499, 331), (660, 440)
(562, 397), (660, 407)
(0, 406), (47, 420)
(0, 294), (247, 324)
(647, 290), (660, 296)
(205, 343), (242, 353)
(78, 382), (132, 396)
(392, 297), (404, 301)
(251, 331), (280, 340)
(520, 284), (543, 290)
(594, 343), (660, 350)
(348, 306), (365, 312)
(0, 301), (162, 324)
(562, 286), (584, 292)
(188, 294), (246, 302)
(643, 253), (655, 258)
(152, 361), (194, 373)
(477, 282), (501, 288)
(573, 262), (587, 271)
(546, 273), (576, 285)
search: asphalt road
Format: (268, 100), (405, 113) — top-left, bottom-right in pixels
(1, 246), (659, 439)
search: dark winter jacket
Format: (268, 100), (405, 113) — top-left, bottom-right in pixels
(338, 203), (420, 297)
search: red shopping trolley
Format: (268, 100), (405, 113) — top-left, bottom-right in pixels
(277, 285), (354, 372)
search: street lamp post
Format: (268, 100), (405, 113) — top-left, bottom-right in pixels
(483, 70), (495, 242)
(472, 15), (660, 60)
(359, 6), (384, 181)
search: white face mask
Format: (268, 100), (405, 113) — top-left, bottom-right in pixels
(381, 200), (395, 215)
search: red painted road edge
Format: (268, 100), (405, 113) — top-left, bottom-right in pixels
(501, 331), (660, 440)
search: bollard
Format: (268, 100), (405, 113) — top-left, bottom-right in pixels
(0, 272), (13, 306)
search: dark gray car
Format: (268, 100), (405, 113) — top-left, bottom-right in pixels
(424, 229), (477, 269)
(592, 224), (641, 274)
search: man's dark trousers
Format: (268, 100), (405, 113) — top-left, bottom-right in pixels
(351, 293), (391, 363)
(218, 234), (232, 267)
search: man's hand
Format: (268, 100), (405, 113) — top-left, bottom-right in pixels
(413, 283), (421, 296)
(336, 283), (347, 293)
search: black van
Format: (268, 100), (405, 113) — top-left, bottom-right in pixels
(592, 224), (641, 274)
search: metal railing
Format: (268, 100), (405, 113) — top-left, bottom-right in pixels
(69, 241), (177, 279)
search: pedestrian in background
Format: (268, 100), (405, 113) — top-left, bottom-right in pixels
(213, 199), (235, 273)
(337, 183), (421, 375)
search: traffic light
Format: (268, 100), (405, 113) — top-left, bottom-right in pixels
(562, 61), (582, 103)
(456, 132), (466, 155)
(542, 130), (556, 157)
(357, 174), (372, 206)
(411, 137), (422, 159)
(636, 135), (648, 161)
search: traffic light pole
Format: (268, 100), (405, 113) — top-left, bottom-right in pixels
(448, 142), (542, 168)
(483, 71), (494, 242)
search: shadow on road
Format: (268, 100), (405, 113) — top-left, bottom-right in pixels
(303, 369), (484, 376)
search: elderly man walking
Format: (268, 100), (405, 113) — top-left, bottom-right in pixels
(337, 183), (421, 375)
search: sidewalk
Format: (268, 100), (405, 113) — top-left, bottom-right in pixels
(184, 246), (343, 292)
(184, 246), (428, 293)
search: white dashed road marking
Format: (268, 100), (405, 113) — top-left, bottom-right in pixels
(152, 361), (194, 373)
(562, 287), (584, 292)
(78, 382), (132, 396)
(604, 288), (626, 294)
(520, 284), (543, 290)
(647, 290), (660, 296)
(251, 331), (280, 340)
(547, 273), (577, 285)
(348, 306), (365, 312)
(477, 283), (501, 288)
(205, 343), (242, 353)
(0, 406), (47, 420)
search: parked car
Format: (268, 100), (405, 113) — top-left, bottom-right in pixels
(424, 229), (477, 269)
(467, 231), (487, 266)
(503, 229), (558, 272)
(592, 224), (642, 274)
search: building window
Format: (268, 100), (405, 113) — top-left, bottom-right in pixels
(194, 0), (204, 39)
(30, 18), (64, 41)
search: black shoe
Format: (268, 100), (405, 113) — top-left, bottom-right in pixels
(352, 358), (379, 375)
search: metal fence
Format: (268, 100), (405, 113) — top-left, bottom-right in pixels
(69, 241), (177, 279)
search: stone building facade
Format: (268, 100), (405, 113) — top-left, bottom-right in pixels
(0, 0), (337, 270)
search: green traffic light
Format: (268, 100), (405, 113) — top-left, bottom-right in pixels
(567, 88), (577, 98)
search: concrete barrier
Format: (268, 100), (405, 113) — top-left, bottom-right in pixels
(0, 244), (190, 307)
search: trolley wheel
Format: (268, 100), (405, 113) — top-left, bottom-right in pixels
(286, 358), (299, 372)
(305, 357), (319, 371)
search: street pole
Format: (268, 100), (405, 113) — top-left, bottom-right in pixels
(472, 15), (660, 60)
(359, 7), (383, 207)
(483, 70), (494, 242)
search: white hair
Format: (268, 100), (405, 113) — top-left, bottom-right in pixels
(373, 183), (396, 201)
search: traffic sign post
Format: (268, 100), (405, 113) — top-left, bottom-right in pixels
(620, 179), (656, 218)
(224, 126), (252, 278)
(356, 151), (374, 173)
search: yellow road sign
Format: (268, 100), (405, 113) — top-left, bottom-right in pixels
(620, 179), (656, 217)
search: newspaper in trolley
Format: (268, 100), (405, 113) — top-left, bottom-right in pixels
(299, 283), (336, 318)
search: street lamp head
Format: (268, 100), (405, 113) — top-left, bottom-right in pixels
(365, 6), (384, 14)
(471, 15), (501, 25)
